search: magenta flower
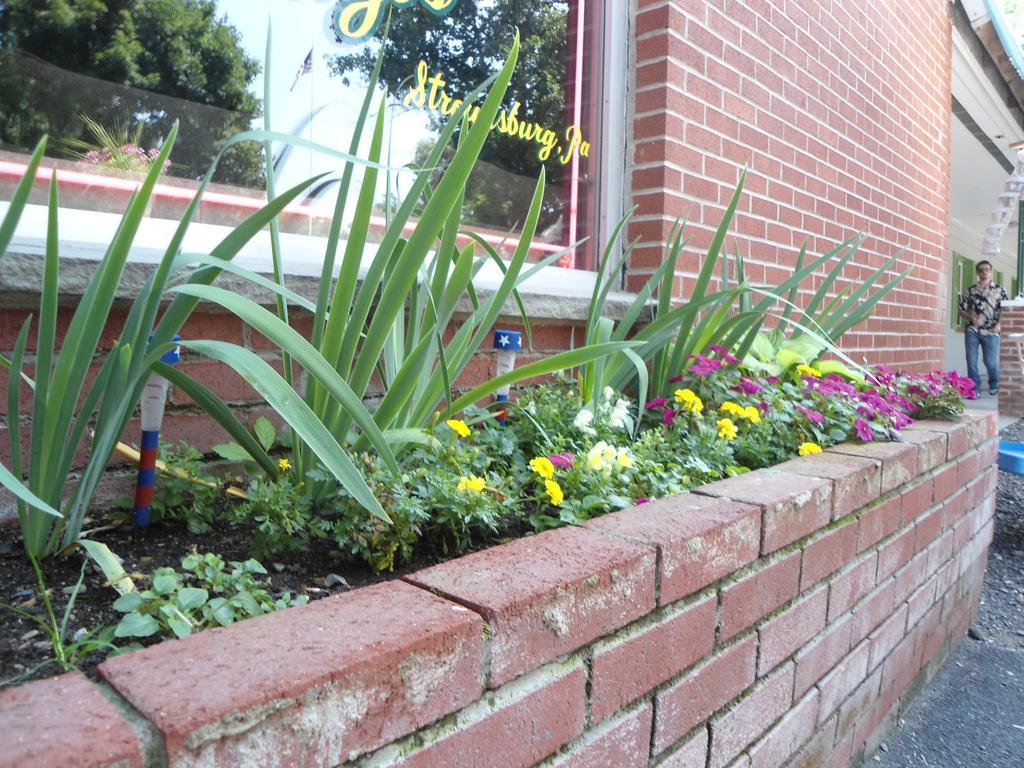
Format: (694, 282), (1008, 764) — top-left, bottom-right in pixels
(795, 404), (825, 426)
(707, 344), (739, 364)
(733, 377), (764, 395)
(687, 354), (721, 377)
(548, 452), (575, 469)
(635, 497), (650, 505)
(892, 412), (913, 429)
(662, 407), (677, 428)
(645, 397), (668, 410)
(854, 418), (873, 441)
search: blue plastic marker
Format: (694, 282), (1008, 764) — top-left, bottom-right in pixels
(132, 336), (180, 526)
(493, 329), (522, 426)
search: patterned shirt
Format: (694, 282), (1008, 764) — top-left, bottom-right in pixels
(960, 282), (1008, 335)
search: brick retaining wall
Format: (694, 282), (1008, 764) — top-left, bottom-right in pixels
(0, 411), (997, 768)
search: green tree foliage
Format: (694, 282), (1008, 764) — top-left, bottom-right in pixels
(0, 0), (264, 185)
(330, 0), (570, 229)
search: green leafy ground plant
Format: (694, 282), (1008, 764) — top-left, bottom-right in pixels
(114, 552), (306, 640)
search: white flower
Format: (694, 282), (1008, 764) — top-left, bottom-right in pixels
(608, 398), (632, 430)
(574, 408), (596, 435)
(603, 386), (615, 402)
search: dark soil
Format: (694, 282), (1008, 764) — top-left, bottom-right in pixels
(0, 507), (527, 687)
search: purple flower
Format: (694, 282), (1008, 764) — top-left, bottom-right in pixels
(549, 452), (575, 469)
(687, 354), (722, 377)
(733, 377), (764, 395)
(707, 344), (740, 364)
(635, 497), (650, 505)
(795, 404), (825, 426)
(854, 418), (874, 442)
(645, 397), (668, 411)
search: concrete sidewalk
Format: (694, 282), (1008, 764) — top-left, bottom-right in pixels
(871, 639), (1024, 767)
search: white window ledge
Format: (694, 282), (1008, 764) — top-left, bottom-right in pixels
(0, 203), (644, 324)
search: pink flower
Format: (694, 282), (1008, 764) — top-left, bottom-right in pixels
(548, 452), (575, 469)
(645, 397), (668, 410)
(635, 497), (650, 505)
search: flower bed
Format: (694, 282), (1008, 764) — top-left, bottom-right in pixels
(0, 410), (997, 768)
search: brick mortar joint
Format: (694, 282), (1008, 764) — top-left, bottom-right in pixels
(93, 678), (168, 768)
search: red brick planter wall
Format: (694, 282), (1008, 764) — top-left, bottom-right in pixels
(0, 411), (997, 768)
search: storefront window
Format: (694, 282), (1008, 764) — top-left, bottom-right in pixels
(0, 0), (604, 270)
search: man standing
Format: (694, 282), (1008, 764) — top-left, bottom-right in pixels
(959, 260), (1008, 396)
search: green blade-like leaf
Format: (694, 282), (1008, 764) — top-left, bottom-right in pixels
(155, 362), (277, 478)
(167, 284), (398, 475)
(180, 340), (389, 522)
(78, 540), (136, 595)
(346, 35), (521, 409)
(691, 171), (746, 301)
(0, 463), (62, 520)
(446, 341), (641, 417)
(0, 137), (47, 258)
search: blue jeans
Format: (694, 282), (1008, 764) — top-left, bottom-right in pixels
(965, 330), (1000, 394)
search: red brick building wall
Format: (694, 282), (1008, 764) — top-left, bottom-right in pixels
(630, 0), (952, 370)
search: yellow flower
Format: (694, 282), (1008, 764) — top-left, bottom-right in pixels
(720, 401), (745, 417)
(796, 364), (821, 378)
(545, 479), (564, 506)
(616, 447), (635, 470)
(743, 406), (762, 424)
(529, 456), (555, 480)
(446, 418), (471, 438)
(799, 442), (823, 456)
(673, 388), (703, 414)
(277, 458), (291, 472)
(457, 475), (486, 493)
(717, 417), (738, 440)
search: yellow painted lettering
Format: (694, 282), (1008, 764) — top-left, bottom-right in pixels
(502, 102), (521, 136)
(402, 57), (591, 168)
(560, 124), (583, 164)
(404, 60), (429, 108)
(441, 94), (461, 117)
(518, 121), (538, 141)
(427, 70), (447, 110)
(421, 0), (458, 11)
(336, 0), (384, 41)
(538, 129), (558, 161)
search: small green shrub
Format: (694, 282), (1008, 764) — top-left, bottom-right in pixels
(150, 442), (221, 534)
(230, 472), (329, 562)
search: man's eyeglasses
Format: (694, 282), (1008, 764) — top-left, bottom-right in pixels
(977, 267), (992, 273)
